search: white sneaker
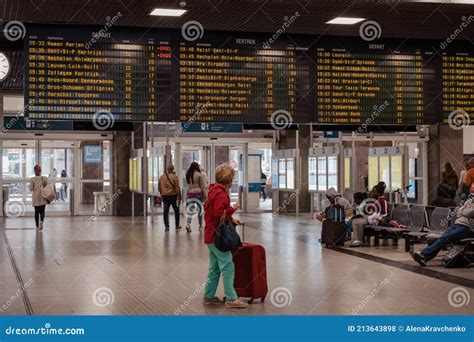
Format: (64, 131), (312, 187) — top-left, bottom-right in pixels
(199, 225), (203, 231)
(39, 221), (43, 231)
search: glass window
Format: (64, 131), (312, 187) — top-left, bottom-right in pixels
(308, 157), (317, 191)
(327, 156), (338, 191)
(286, 158), (294, 190)
(407, 158), (417, 199)
(103, 141), (110, 181)
(278, 158), (286, 189)
(368, 156), (378, 190)
(25, 149), (36, 178)
(271, 158), (279, 189)
(3, 148), (22, 179)
(391, 155), (403, 191)
(317, 156), (327, 191)
(379, 156), (390, 189)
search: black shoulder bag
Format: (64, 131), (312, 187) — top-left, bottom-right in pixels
(214, 203), (242, 252)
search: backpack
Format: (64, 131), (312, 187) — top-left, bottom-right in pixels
(442, 243), (474, 268)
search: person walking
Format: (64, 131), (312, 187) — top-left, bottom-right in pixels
(202, 163), (248, 308)
(60, 169), (68, 201)
(185, 162), (207, 233)
(158, 164), (181, 232)
(29, 165), (49, 231)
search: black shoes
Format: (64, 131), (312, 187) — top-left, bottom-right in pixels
(411, 251), (427, 266)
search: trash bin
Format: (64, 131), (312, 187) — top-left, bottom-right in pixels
(93, 191), (111, 215)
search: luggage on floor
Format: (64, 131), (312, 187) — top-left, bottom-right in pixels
(231, 224), (268, 304)
(321, 219), (347, 247)
(442, 243), (474, 268)
(324, 204), (345, 221)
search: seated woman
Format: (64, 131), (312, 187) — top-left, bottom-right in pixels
(350, 183), (388, 247)
(411, 199), (474, 266)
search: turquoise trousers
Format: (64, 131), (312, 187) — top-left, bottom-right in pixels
(204, 243), (238, 301)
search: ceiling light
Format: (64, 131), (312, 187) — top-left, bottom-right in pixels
(326, 17), (366, 25)
(149, 8), (187, 17)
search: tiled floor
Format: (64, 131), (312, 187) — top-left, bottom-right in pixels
(0, 213), (472, 316)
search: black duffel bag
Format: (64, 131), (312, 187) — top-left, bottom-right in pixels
(215, 219), (242, 252)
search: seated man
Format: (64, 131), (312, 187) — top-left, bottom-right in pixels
(316, 188), (353, 238)
(411, 198), (474, 266)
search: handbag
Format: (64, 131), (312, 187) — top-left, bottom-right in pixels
(215, 213), (242, 252)
(41, 177), (56, 203)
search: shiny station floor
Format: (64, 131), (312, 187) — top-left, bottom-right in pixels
(0, 213), (472, 316)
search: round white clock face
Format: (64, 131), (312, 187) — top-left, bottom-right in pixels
(0, 53), (10, 81)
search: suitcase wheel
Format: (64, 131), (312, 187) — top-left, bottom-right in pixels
(261, 296), (265, 303)
(248, 298), (254, 304)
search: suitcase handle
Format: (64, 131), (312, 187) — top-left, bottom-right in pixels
(240, 222), (245, 242)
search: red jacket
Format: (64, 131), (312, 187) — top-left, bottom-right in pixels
(204, 183), (236, 244)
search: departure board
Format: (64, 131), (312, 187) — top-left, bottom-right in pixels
(441, 52), (474, 124)
(316, 48), (437, 125)
(23, 25), (473, 126)
(26, 28), (174, 122)
(178, 37), (311, 123)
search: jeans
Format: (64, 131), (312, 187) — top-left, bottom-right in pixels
(421, 223), (474, 261)
(204, 243), (238, 301)
(186, 193), (203, 227)
(163, 195), (180, 228)
(34, 205), (46, 227)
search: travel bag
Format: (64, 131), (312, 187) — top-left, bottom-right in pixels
(321, 204), (347, 247)
(442, 243), (474, 268)
(232, 223), (268, 304)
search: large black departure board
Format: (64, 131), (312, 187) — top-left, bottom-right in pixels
(441, 51), (474, 124)
(178, 34), (311, 123)
(26, 27), (174, 122)
(315, 38), (439, 125)
(24, 25), (473, 126)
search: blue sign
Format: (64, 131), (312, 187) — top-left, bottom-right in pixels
(83, 146), (102, 164)
(180, 123), (243, 133)
(324, 131), (340, 139)
(3, 116), (73, 131)
(0, 316), (472, 342)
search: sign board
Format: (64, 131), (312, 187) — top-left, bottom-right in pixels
(323, 131), (340, 139)
(180, 123), (243, 133)
(83, 146), (102, 164)
(3, 116), (73, 131)
(276, 149), (297, 158)
(309, 145), (340, 157)
(369, 146), (403, 156)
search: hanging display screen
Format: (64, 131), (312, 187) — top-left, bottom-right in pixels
(23, 25), (472, 126)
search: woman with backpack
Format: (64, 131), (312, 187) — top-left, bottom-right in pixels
(29, 164), (49, 231)
(185, 162), (208, 233)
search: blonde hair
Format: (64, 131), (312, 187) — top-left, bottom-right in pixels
(34, 164), (41, 176)
(215, 164), (235, 185)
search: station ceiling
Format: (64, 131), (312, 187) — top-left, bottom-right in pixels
(0, 0), (473, 41)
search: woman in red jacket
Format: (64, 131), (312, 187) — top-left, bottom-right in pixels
(202, 164), (248, 308)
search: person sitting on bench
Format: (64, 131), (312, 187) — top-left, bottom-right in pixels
(411, 198), (474, 266)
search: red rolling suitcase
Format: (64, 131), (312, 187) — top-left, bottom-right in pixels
(231, 224), (268, 304)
